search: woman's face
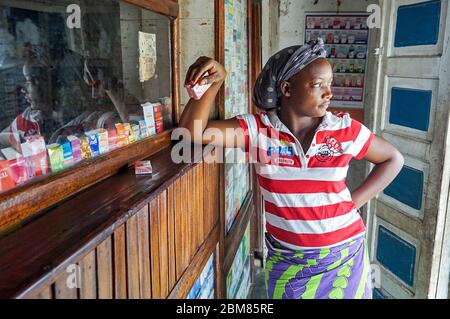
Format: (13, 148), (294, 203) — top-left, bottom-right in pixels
(23, 64), (51, 112)
(280, 58), (333, 117)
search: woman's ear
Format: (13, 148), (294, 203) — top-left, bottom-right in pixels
(280, 81), (291, 97)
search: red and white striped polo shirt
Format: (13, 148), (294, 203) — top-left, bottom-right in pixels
(236, 111), (374, 250)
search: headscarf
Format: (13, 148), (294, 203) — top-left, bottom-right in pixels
(253, 38), (327, 110)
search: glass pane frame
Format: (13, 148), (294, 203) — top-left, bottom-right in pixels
(0, 0), (181, 232)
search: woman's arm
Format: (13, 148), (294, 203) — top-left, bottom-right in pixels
(178, 57), (245, 148)
(351, 135), (404, 209)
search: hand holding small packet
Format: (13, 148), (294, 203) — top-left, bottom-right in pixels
(185, 72), (213, 100)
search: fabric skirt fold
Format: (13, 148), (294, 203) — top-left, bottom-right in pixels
(265, 232), (372, 299)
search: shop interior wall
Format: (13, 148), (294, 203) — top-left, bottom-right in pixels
(120, 2), (171, 102)
(179, 0), (216, 119)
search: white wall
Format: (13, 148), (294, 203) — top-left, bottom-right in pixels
(261, 0), (281, 65)
(179, 0), (215, 115)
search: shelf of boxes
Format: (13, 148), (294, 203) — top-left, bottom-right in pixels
(305, 14), (370, 110)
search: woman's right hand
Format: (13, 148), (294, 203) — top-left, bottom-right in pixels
(185, 56), (227, 87)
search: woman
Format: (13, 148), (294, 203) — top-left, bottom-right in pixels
(179, 39), (404, 299)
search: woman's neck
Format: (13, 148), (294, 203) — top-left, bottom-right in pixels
(277, 107), (322, 138)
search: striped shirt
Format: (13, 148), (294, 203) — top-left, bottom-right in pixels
(3, 107), (42, 149)
(236, 111), (374, 250)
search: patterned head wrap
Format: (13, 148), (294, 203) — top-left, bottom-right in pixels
(253, 38), (327, 110)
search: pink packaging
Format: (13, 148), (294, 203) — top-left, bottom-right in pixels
(135, 160), (153, 175)
(185, 73), (212, 100)
(6, 157), (28, 185)
(108, 129), (118, 151)
(67, 135), (82, 163)
(0, 160), (16, 192)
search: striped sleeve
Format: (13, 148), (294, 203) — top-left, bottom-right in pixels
(349, 118), (374, 160)
(236, 113), (259, 154)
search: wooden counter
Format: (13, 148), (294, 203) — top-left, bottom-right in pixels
(0, 146), (220, 299)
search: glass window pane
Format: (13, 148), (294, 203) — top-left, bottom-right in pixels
(223, 0), (250, 233)
(0, 0), (173, 194)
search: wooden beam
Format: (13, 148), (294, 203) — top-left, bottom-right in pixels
(223, 192), (254, 274)
(124, 0), (179, 17)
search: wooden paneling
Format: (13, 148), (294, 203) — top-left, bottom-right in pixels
(137, 206), (152, 299)
(174, 178), (184, 280)
(126, 214), (140, 299)
(97, 237), (113, 299)
(79, 251), (97, 299)
(184, 172), (191, 269)
(54, 272), (78, 299)
(113, 225), (127, 299)
(149, 199), (161, 298)
(158, 191), (170, 298)
(189, 170), (196, 260)
(34, 285), (53, 299)
(167, 184), (177, 290)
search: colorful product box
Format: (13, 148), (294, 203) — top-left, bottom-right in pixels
(134, 160), (153, 175)
(20, 141), (37, 179)
(47, 143), (64, 173)
(123, 123), (134, 144)
(9, 156), (28, 185)
(142, 102), (157, 136)
(108, 129), (118, 151)
(132, 124), (141, 141)
(139, 120), (148, 139)
(115, 123), (128, 147)
(28, 135), (49, 176)
(153, 102), (164, 134)
(67, 135), (82, 163)
(96, 128), (109, 154)
(79, 137), (92, 159)
(0, 159), (16, 192)
(61, 141), (74, 167)
(159, 97), (173, 129)
(0, 148), (28, 188)
(85, 131), (100, 157)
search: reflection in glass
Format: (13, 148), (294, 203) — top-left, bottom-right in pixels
(0, 0), (173, 193)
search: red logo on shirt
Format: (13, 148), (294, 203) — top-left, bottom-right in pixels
(315, 136), (343, 162)
(325, 136), (343, 154)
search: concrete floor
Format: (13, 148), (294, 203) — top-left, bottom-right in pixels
(247, 267), (267, 299)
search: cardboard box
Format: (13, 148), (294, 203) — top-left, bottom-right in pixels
(85, 131), (100, 157)
(142, 102), (156, 136)
(47, 143), (64, 173)
(96, 128), (109, 154)
(67, 135), (82, 163)
(134, 160), (153, 175)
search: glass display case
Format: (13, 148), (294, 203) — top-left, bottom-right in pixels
(0, 0), (174, 194)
